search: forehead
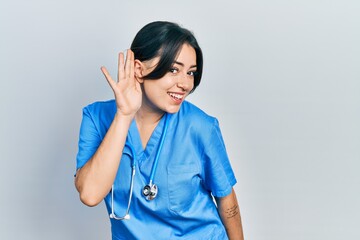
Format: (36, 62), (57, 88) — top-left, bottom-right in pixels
(142, 43), (197, 70)
(175, 44), (197, 66)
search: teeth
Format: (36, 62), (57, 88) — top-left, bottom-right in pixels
(168, 93), (183, 100)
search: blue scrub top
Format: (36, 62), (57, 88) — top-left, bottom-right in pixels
(76, 100), (237, 240)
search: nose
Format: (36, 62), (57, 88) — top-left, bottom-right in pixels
(177, 73), (193, 91)
(177, 82), (189, 91)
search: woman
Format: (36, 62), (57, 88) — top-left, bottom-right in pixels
(75, 21), (244, 239)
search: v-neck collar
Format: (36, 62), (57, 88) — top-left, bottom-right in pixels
(128, 114), (167, 162)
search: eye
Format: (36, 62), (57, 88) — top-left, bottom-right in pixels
(187, 71), (198, 76)
(169, 67), (179, 74)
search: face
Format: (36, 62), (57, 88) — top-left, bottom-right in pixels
(137, 43), (197, 114)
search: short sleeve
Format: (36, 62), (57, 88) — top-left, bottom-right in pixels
(202, 119), (237, 197)
(75, 107), (101, 170)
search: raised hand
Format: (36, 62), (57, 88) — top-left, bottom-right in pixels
(101, 49), (142, 118)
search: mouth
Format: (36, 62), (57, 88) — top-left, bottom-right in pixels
(167, 92), (184, 103)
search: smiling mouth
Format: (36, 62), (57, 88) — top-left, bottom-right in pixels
(168, 92), (184, 102)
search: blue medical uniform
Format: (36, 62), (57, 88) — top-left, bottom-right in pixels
(76, 100), (237, 240)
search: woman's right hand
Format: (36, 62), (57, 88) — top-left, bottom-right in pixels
(75, 50), (142, 206)
(101, 49), (142, 118)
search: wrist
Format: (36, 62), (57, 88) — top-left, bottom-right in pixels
(114, 111), (135, 124)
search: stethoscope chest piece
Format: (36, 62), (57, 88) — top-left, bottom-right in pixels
(142, 183), (158, 201)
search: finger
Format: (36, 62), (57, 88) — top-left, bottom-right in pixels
(129, 50), (135, 82)
(101, 66), (116, 92)
(118, 52), (125, 81)
(135, 78), (142, 93)
(125, 49), (133, 79)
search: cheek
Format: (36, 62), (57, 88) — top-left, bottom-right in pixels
(189, 78), (195, 88)
(185, 76), (195, 90)
(143, 81), (166, 98)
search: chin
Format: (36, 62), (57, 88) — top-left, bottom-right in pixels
(164, 105), (182, 114)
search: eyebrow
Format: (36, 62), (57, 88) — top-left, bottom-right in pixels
(173, 61), (197, 69)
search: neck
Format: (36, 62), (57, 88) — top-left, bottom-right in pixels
(135, 106), (165, 149)
(135, 106), (165, 127)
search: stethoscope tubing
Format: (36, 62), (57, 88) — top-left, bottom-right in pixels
(110, 143), (136, 220)
(149, 113), (169, 185)
(110, 113), (169, 219)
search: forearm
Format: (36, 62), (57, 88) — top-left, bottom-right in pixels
(216, 188), (244, 240)
(75, 113), (133, 206)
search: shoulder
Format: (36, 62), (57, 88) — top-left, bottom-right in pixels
(83, 99), (116, 116)
(82, 99), (117, 127)
(176, 101), (218, 130)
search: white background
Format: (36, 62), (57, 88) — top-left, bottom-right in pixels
(1, 0), (359, 239)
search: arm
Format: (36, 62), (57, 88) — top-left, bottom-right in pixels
(75, 113), (133, 206)
(215, 188), (244, 240)
(75, 50), (142, 206)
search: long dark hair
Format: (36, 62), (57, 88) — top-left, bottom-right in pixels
(130, 21), (203, 93)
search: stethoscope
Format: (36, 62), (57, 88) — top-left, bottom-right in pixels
(109, 113), (169, 220)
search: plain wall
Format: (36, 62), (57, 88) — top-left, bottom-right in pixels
(1, 0), (359, 239)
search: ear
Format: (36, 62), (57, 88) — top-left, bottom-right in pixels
(134, 59), (145, 83)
